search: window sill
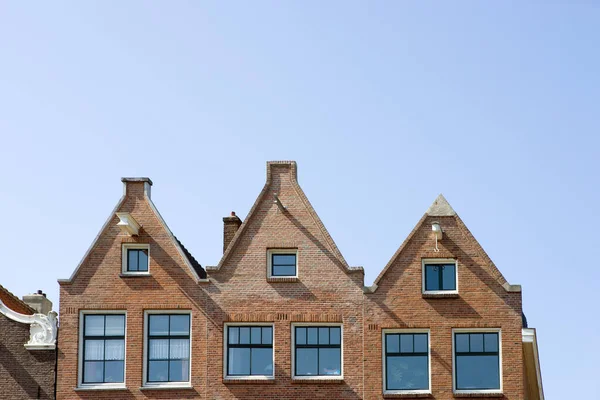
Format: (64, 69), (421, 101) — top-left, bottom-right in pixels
(75, 385), (127, 391)
(223, 377), (275, 384)
(384, 392), (432, 398)
(422, 292), (459, 299)
(267, 277), (299, 283)
(140, 384), (194, 390)
(454, 392), (503, 398)
(120, 273), (151, 278)
(292, 377), (344, 384)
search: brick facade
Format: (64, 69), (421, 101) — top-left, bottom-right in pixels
(56, 161), (537, 399)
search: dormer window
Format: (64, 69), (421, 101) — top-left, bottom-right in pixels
(122, 243), (150, 275)
(422, 259), (457, 295)
(267, 249), (298, 279)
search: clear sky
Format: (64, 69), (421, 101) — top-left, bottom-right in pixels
(1, 2), (598, 397)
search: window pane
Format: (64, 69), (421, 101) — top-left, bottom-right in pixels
(272, 265), (296, 276)
(400, 334), (414, 353)
(319, 348), (341, 376)
(169, 360), (189, 381)
(105, 315), (125, 336)
(149, 315), (169, 336)
(239, 327), (250, 344)
(272, 254), (296, 265)
(83, 361), (104, 383)
(105, 339), (124, 360)
(138, 249), (149, 271)
(85, 315), (104, 336)
(456, 354), (500, 390)
(296, 348), (318, 376)
(228, 348), (250, 375)
(387, 355), (428, 390)
(307, 327), (318, 345)
(296, 327), (306, 345)
(148, 360), (169, 382)
(251, 348), (273, 376)
(170, 339), (190, 360)
(128, 250), (138, 271)
(442, 264), (456, 290)
(484, 334), (498, 352)
(414, 334), (428, 353)
(229, 327), (239, 344)
(251, 327), (262, 344)
(455, 334), (469, 353)
(330, 327), (341, 345)
(386, 334), (399, 354)
(262, 327), (272, 345)
(104, 361), (124, 383)
(84, 340), (104, 361)
(149, 339), (169, 360)
(470, 334), (484, 352)
(319, 327), (329, 345)
(425, 265), (440, 291)
(170, 315), (190, 336)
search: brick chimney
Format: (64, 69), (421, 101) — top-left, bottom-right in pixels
(22, 290), (53, 315)
(223, 211), (242, 253)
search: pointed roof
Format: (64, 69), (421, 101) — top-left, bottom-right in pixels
(426, 194), (456, 216)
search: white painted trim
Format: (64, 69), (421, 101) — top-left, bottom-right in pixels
(422, 258), (459, 295)
(266, 249), (298, 279)
(523, 328), (545, 400)
(452, 328), (503, 395)
(381, 328), (431, 396)
(116, 212), (141, 236)
(121, 243), (151, 275)
(291, 322), (343, 380)
(77, 310), (127, 390)
(142, 310), (192, 389)
(0, 299), (57, 350)
(223, 322), (275, 380)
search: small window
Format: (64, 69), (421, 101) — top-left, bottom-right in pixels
(423, 259), (457, 293)
(122, 244), (150, 275)
(225, 325), (274, 378)
(267, 249), (298, 278)
(384, 332), (429, 393)
(146, 314), (190, 384)
(454, 331), (501, 392)
(81, 314), (125, 385)
(293, 325), (342, 378)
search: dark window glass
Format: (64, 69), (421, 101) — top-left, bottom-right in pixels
(424, 263), (456, 291)
(385, 333), (429, 391)
(147, 314), (190, 383)
(227, 326), (273, 376)
(82, 314), (125, 384)
(295, 326), (342, 376)
(127, 248), (149, 272)
(271, 253), (297, 276)
(455, 332), (500, 390)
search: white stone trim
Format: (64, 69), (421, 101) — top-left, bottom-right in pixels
(422, 258), (459, 295)
(121, 243), (151, 275)
(116, 212), (141, 236)
(291, 322), (344, 380)
(0, 298), (57, 350)
(381, 328), (431, 396)
(523, 328), (545, 400)
(266, 249), (298, 279)
(223, 322), (275, 380)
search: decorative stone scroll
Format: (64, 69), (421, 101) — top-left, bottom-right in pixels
(0, 299), (57, 350)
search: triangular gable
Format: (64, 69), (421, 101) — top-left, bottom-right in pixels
(58, 178), (207, 284)
(368, 194), (518, 293)
(209, 161), (362, 274)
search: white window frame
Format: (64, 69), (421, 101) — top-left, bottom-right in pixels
(78, 310), (127, 390)
(382, 328), (431, 396)
(267, 249), (298, 279)
(142, 310), (192, 389)
(122, 243), (150, 275)
(223, 322), (275, 381)
(422, 258), (458, 295)
(291, 322), (343, 380)
(452, 328), (503, 395)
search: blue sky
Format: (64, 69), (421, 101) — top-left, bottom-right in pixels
(1, 2), (598, 397)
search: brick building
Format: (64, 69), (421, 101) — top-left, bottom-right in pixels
(56, 161), (543, 399)
(0, 285), (57, 399)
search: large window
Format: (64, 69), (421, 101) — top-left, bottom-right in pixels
(384, 331), (429, 393)
(293, 325), (342, 378)
(225, 325), (274, 378)
(80, 313), (125, 386)
(146, 313), (191, 385)
(423, 259), (457, 293)
(454, 331), (501, 392)
(267, 249), (298, 278)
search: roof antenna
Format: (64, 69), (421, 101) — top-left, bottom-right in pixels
(273, 193), (286, 212)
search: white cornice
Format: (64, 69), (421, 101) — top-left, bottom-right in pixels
(0, 299), (57, 350)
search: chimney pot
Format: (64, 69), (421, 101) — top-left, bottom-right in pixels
(223, 212), (242, 253)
